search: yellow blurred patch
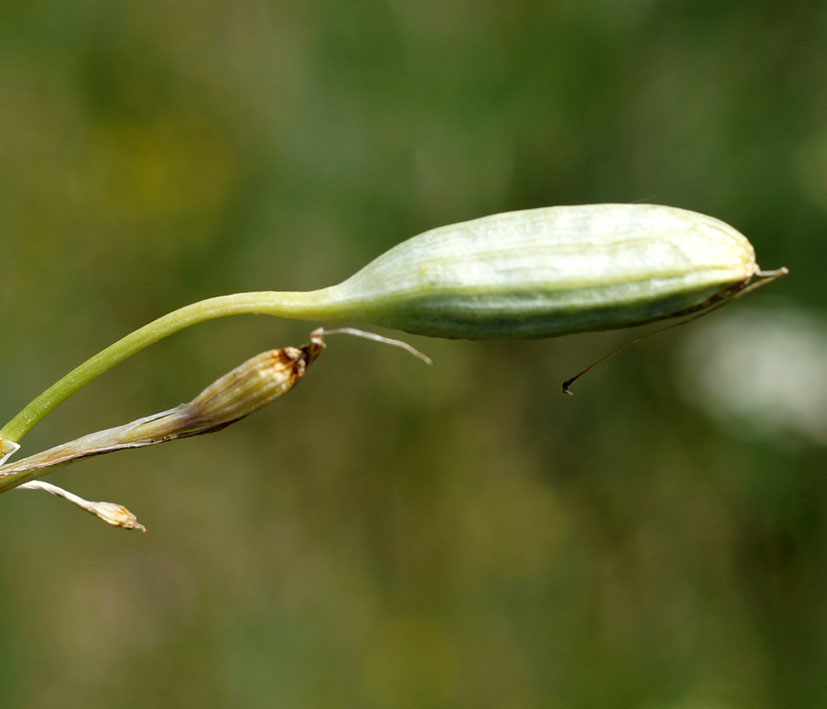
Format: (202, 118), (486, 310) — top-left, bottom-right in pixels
(363, 616), (459, 708)
(460, 475), (568, 580)
(90, 114), (237, 232)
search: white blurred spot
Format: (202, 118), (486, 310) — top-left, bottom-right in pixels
(676, 305), (827, 446)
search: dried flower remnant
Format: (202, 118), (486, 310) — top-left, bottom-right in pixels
(17, 480), (146, 531)
(0, 334), (325, 491)
(0, 339), (321, 529)
(0, 328), (430, 529)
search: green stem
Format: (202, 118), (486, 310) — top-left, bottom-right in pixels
(0, 288), (343, 446)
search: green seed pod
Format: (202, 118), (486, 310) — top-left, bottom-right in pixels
(313, 204), (763, 338)
(0, 203), (786, 447)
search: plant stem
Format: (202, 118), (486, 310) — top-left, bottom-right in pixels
(0, 289), (342, 445)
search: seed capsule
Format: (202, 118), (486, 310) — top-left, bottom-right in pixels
(314, 204), (764, 338)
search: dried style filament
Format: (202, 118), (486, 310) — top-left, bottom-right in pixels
(560, 267), (790, 394)
(314, 327), (433, 365)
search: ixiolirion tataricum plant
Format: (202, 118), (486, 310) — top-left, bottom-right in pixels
(0, 204), (787, 528)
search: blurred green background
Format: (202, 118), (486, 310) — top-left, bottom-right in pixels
(1, 1), (825, 707)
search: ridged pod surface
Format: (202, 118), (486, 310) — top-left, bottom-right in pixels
(315, 204), (758, 338)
